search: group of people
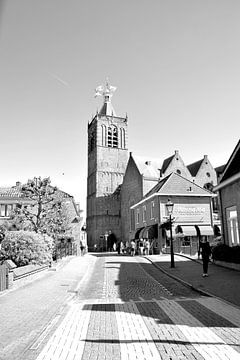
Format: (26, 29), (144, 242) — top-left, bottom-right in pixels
(116, 239), (151, 256)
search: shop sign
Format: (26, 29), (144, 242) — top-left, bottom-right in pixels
(161, 203), (211, 223)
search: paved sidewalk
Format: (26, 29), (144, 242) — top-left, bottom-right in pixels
(145, 253), (240, 308)
(31, 254), (240, 360)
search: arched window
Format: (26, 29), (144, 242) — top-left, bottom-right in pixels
(120, 128), (125, 149)
(107, 125), (118, 148)
(101, 125), (106, 146)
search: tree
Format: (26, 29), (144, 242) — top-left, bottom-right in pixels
(11, 177), (70, 237)
(0, 230), (53, 266)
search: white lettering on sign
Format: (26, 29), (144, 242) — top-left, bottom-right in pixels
(174, 207), (206, 215)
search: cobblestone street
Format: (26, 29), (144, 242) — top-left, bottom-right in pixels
(1, 254), (240, 360)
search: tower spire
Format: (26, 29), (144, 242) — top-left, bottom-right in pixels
(94, 79), (117, 116)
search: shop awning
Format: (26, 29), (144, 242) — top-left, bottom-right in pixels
(138, 228), (145, 239)
(176, 225), (197, 236)
(135, 227), (144, 239)
(197, 225), (214, 236)
(143, 225), (158, 239)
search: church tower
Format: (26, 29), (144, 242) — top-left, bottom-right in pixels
(86, 82), (128, 251)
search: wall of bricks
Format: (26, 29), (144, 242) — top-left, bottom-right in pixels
(87, 114), (128, 250)
(219, 179), (240, 245)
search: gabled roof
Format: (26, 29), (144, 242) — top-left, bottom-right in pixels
(146, 172), (213, 197)
(131, 154), (162, 179)
(131, 172), (213, 208)
(187, 159), (203, 177)
(161, 155), (174, 174)
(215, 164), (225, 175)
(144, 174), (171, 197)
(220, 139), (240, 182)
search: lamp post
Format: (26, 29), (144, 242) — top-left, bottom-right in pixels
(166, 199), (175, 268)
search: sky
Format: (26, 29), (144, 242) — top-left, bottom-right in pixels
(0, 0), (239, 216)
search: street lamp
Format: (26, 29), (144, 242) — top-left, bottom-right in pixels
(166, 199), (175, 268)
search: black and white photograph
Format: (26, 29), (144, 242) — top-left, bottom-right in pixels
(0, 1), (240, 359)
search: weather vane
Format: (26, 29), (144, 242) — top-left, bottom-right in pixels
(94, 79), (117, 102)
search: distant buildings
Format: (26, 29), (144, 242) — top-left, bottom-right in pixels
(87, 83), (223, 252)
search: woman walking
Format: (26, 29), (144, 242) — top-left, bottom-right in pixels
(200, 237), (211, 277)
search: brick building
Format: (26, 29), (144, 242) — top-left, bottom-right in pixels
(130, 172), (215, 255)
(86, 82), (128, 251)
(86, 83), (220, 250)
(214, 139), (240, 247)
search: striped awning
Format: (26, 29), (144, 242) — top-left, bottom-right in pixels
(197, 225), (214, 236)
(176, 225), (197, 237)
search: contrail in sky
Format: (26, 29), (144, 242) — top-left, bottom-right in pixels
(48, 72), (70, 88)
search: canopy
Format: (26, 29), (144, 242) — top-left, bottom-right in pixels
(197, 225), (214, 236)
(176, 225), (197, 237)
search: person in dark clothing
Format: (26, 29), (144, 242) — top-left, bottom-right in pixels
(200, 237), (212, 277)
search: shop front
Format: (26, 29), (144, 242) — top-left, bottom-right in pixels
(160, 200), (214, 256)
(130, 172), (215, 257)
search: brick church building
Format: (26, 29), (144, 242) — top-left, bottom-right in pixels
(86, 82), (128, 251)
(86, 83), (220, 251)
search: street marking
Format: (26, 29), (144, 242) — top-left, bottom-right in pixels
(156, 299), (240, 360)
(115, 302), (161, 360)
(35, 302), (91, 360)
(197, 297), (240, 327)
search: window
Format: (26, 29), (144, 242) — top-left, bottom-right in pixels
(101, 125), (106, 146)
(206, 172), (211, 177)
(143, 205), (146, 222)
(150, 201), (154, 219)
(226, 206), (239, 246)
(176, 169), (181, 174)
(107, 125), (118, 148)
(120, 128), (126, 149)
(130, 209), (135, 231)
(0, 204), (13, 217)
(136, 209), (140, 224)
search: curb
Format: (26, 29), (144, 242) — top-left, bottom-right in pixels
(144, 255), (240, 311)
(144, 256), (213, 298)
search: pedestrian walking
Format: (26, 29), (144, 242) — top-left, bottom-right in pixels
(144, 239), (150, 255)
(200, 236), (211, 277)
(130, 240), (136, 256)
(139, 239), (144, 255)
(120, 241), (125, 255)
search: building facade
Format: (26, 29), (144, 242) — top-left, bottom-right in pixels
(86, 84), (221, 251)
(86, 82), (128, 251)
(130, 172), (215, 255)
(214, 139), (240, 247)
